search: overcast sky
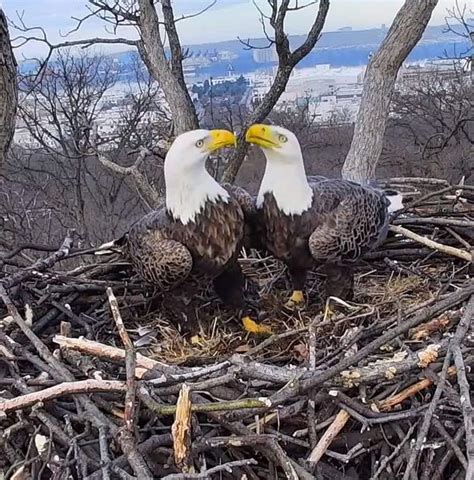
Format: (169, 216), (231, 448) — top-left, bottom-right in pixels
(2, 0), (457, 58)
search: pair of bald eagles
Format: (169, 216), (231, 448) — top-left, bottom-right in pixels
(100, 125), (403, 333)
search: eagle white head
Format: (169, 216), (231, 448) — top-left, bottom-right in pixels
(246, 124), (313, 215)
(165, 129), (236, 224)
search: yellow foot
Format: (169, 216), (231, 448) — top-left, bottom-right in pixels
(190, 335), (204, 346)
(242, 316), (272, 335)
(284, 290), (305, 309)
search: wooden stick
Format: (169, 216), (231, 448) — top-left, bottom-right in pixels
(53, 335), (160, 378)
(0, 379), (127, 414)
(389, 225), (472, 262)
(379, 366), (456, 411)
(308, 364), (457, 465)
(308, 409), (350, 464)
(106, 287), (136, 432)
(106, 287), (153, 480)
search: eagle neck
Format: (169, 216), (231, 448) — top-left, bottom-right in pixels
(165, 163), (229, 225)
(258, 151), (313, 216)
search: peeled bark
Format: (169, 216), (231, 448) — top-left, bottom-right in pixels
(0, 9), (17, 168)
(342, 0), (438, 183)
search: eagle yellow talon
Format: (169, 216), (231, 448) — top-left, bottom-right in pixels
(285, 290), (304, 309)
(242, 316), (272, 335)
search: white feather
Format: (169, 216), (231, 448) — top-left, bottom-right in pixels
(164, 130), (229, 224)
(386, 193), (404, 213)
(257, 135), (313, 215)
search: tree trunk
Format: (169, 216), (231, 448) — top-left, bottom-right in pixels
(341, 0), (438, 183)
(137, 0), (199, 134)
(0, 9), (18, 169)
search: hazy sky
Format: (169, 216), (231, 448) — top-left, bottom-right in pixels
(2, 0), (457, 58)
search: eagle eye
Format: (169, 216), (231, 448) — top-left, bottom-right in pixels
(279, 134), (288, 143)
(195, 139), (204, 148)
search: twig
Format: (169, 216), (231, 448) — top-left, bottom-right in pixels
(107, 288), (136, 432)
(371, 423), (418, 480)
(432, 418), (468, 470)
(172, 384), (192, 471)
(432, 427), (467, 480)
(403, 348), (453, 479)
(98, 426), (111, 480)
(403, 295), (474, 479)
(53, 335), (161, 377)
(389, 225), (472, 262)
(106, 287), (153, 480)
(1, 230), (75, 289)
(452, 297), (474, 480)
(0, 379), (126, 414)
(160, 459), (258, 479)
(378, 366), (457, 411)
(138, 387), (270, 415)
(308, 409), (350, 464)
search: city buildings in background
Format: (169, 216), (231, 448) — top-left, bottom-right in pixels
(13, 22), (471, 150)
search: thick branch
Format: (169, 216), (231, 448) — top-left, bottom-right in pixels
(137, 0), (198, 133)
(97, 149), (162, 209)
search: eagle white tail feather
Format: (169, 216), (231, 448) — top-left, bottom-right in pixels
(386, 193), (404, 213)
(95, 239), (119, 256)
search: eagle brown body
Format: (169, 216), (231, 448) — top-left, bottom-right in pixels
(119, 189), (245, 292)
(246, 124), (401, 305)
(98, 129), (263, 329)
(259, 177), (390, 269)
(259, 179), (391, 295)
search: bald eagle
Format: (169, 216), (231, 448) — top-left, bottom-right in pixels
(99, 129), (259, 331)
(245, 124), (403, 308)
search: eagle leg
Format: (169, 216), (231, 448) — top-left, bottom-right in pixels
(323, 264), (354, 302)
(213, 262), (271, 335)
(284, 267), (307, 309)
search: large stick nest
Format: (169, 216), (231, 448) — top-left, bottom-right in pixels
(0, 178), (473, 480)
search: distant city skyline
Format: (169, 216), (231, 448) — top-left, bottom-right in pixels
(3, 0), (459, 59)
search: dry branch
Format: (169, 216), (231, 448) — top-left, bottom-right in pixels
(389, 225), (473, 262)
(52, 335), (161, 377)
(0, 379), (126, 414)
(308, 409), (350, 464)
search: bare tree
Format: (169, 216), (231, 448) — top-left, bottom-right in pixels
(2, 51), (166, 247)
(221, 0), (330, 181)
(11, 0), (329, 184)
(386, 67), (473, 182)
(342, 0), (438, 183)
(0, 9), (18, 168)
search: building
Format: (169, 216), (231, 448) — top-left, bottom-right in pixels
(253, 47), (278, 64)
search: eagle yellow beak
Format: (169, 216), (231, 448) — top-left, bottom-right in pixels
(245, 124), (281, 149)
(206, 129), (237, 152)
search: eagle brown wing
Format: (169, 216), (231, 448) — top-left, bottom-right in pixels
(118, 209), (193, 290)
(308, 179), (390, 263)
